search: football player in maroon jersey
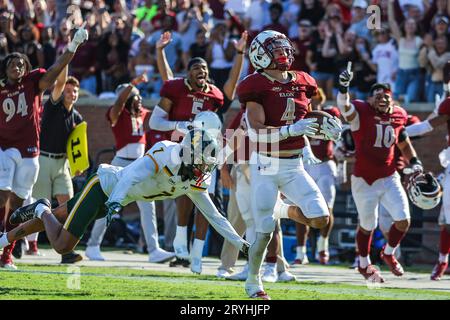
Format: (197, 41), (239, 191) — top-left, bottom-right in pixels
(149, 31), (247, 274)
(238, 30), (342, 299)
(0, 23), (88, 269)
(404, 63), (450, 280)
(337, 62), (423, 283)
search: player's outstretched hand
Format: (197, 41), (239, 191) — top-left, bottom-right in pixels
(338, 61), (353, 93)
(175, 121), (193, 134)
(287, 118), (319, 137)
(321, 116), (343, 141)
(68, 21), (88, 53)
(232, 30), (248, 53)
(156, 31), (172, 49)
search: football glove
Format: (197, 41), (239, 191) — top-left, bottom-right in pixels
(338, 62), (353, 93)
(282, 118), (319, 138)
(303, 143), (322, 165)
(68, 22), (89, 53)
(320, 116), (343, 141)
(175, 121), (193, 134)
(105, 201), (123, 227)
(403, 157), (423, 175)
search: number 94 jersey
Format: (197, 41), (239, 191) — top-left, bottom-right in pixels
(0, 69), (46, 157)
(237, 71), (317, 152)
(351, 100), (408, 185)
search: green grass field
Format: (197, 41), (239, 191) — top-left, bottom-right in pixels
(1, 264), (449, 300)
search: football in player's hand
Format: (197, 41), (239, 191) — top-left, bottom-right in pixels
(304, 110), (334, 140)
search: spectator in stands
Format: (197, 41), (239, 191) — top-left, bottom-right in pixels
(243, 0), (270, 40)
(15, 24), (44, 69)
(291, 19), (313, 72)
(0, 10), (17, 48)
(262, 3), (288, 35)
(0, 33), (8, 61)
(352, 36), (377, 99)
(422, 0), (450, 33)
(307, 18), (339, 99)
(147, 15), (182, 71)
(334, 29), (357, 94)
(176, 0), (212, 67)
(99, 31), (130, 92)
(135, 0), (158, 23)
(33, 0), (51, 28)
(428, 14), (450, 40)
(388, 0), (423, 103)
(348, 0), (371, 41)
(151, 0), (178, 31)
(370, 27), (398, 91)
(188, 29), (209, 61)
(419, 35), (450, 102)
(55, 18), (72, 57)
(32, 66), (84, 263)
(128, 39), (155, 98)
(282, 0), (301, 38)
(206, 22), (235, 91)
(298, 0), (326, 26)
(40, 27), (56, 70)
(224, 0), (250, 20)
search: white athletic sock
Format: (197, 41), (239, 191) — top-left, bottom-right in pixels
(317, 236), (329, 253)
(384, 244), (396, 255)
(191, 238), (205, 259)
(359, 255), (371, 268)
(175, 226), (187, 246)
(35, 203), (50, 220)
(0, 233), (10, 249)
(273, 200), (289, 219)
(296, 246), (306, 260)
(439, 253), (449, 264)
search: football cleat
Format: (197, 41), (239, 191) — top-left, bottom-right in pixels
(85, 246), (105, 261)
(148, 248), (175, 263)
(261, 263), (278, 283)
(228, 264), (249, 281)
(10, 198), (51, 225)
(169, 257), (190, 268)
(60, 252), (83, 264)
(245, 279), (268, 299)
(0, 262), (17, 270)
(249, 291), (271, 300)
(318, 250), (330, 265)
(291, 256), (309, 265)
(358, 264), (385, 283)
(380, 247), (404, 276)
(430, 262), (448, 281)
(216, 268), (233, 279)
(278, 270), (296, 282)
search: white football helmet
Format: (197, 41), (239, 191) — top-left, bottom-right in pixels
(407, 172), (442, 210)
(193, 111), (222, 137)
(249, 30), (295, 71)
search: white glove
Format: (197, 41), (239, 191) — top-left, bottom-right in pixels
(175, 121), (193, 134)
(282, 118), (319, 138)
(68, 22), (89, 53)
(321, 116), (342, 141)
(302, 144), (322, 165)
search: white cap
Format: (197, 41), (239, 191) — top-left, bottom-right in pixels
(353, 0), (368, 9)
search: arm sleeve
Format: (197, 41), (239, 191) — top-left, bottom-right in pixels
(405, 120), (433, 137)
(107, 155), (158, 206)
(148, 105), (178, 131)
(187, 191), (246, 250)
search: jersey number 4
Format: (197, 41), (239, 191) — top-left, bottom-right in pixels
(281, 98), (296, 124)
(374, 124), (395, 148)
(3, 92), (28, 122)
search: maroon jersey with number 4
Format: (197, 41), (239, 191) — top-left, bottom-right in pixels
(106, 107), (149, 151)
(309, 105), (341, 160)
(438, 98), (450, 146)
(351, 100), (408, 185)
(237, 71), (317, 152)
(0, 68), (46, 157)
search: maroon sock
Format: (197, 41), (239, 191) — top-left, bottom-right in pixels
(265, 256), (277, 263)
(440, 228), (450, 255)
(28, 240), (38, 252)
(388, 224), (406, 249)
(356, 229), (373, 257)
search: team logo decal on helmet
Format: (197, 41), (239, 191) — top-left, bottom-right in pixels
(249, 30), (295, 71)
(407, 172), (442, 210)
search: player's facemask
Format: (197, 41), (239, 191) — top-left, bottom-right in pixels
(268, 39), (294, 71)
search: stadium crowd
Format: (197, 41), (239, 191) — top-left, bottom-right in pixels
(0, 0), (449, 298)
